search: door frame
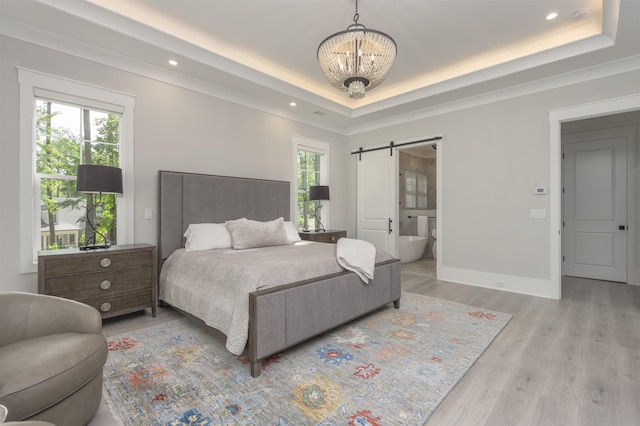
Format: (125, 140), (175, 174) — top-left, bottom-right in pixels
(550, 93), (640, 298)
(395, 137), (442, 276)
(354, 134), (443, 274)
(562, 129), (635, 282)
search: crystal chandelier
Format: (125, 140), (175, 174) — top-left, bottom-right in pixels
(317, 0), (397, 99)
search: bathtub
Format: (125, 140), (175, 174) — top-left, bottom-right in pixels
(399, 235), (428, 264)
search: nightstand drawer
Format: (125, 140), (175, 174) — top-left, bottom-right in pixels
(83, 290), (153, 319)
(312, 233), (344, 243)
(38, 244), (157, 319)
(43, 266), (153, 300)
(42, 249), (153, 276)
(298, 230), (346, 244)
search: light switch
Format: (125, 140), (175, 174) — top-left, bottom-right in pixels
(144, 208), (153, 219)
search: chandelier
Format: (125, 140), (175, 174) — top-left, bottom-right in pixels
(317, 0), (397, 99)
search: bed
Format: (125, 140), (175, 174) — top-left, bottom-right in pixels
(157, 170), (401, 377)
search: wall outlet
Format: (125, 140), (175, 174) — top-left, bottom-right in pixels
(144, 208), (153, 219)
(530, 208), (546, 219)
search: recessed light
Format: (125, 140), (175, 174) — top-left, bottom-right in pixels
(168, 60), (178, 66)
(290, 102), (297, 107)
(546, 12), (558, 20)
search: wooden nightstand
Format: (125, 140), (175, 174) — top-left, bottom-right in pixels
(38, 243), (157, 319)
(298, 230), (347, 244)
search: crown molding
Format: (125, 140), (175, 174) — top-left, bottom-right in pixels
(3, 15), (639, 137)
(0, 16), (350, 135)
(346, 54), (640, 135)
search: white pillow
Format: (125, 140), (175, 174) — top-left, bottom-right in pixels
(284, 221), (302, 242)
(226, 217), (290, 249)
(183, 223), (232, 251)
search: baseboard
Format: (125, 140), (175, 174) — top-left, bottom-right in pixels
(439, 266), (555, 299)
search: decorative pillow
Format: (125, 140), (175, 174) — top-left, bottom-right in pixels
(183, 223), (232, 251)
(226, 217), (290, 249)
(284, 221), (302, 242)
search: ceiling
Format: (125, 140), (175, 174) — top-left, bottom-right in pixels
(2, 0), (639, 134)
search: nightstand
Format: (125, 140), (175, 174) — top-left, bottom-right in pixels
(37, 243), (157, 319)
(298, 230), (347, 244)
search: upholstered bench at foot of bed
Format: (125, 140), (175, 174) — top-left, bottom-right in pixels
(246, 259), (401, 377)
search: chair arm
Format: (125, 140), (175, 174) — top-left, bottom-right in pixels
(0, 292), (102, 347)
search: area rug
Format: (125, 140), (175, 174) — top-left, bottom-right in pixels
(103, 292), (511, 425)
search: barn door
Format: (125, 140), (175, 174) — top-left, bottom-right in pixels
(357, 148), (398, 257)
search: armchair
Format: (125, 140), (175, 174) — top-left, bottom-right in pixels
(0, 292), (108, 425)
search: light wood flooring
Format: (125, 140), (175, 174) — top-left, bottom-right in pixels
(90, 258), (640, 425)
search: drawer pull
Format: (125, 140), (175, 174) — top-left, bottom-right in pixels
(99, 258), (112, 268)
(100, 302), (112, 312)
(99, 280), (112, 290)
(330, 235), (336, 242)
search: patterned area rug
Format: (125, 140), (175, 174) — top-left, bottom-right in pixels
(103, 292), (511, 425)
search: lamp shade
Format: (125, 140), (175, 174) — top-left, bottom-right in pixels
(76, 165), (123, 194)
(309, 185), (330, 201)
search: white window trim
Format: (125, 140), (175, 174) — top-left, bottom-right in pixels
(18, 67), (135, 273)
(292, 136), (330, 230)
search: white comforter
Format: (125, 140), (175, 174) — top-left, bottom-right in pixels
(159, 241), (393, 355)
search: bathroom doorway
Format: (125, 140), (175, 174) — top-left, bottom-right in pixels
(397, 142), (438, 278)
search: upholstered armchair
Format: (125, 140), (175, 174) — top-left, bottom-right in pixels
(0, 292), (108, 425)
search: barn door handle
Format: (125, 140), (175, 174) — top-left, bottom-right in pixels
(388, 218), (393, 234)
(619, 225), (627, 230)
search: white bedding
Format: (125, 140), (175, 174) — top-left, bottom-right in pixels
(159, 241), (393, 355)
(336, 238), (376, 284)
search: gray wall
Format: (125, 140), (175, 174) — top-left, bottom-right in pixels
(0, 35), (348, 292)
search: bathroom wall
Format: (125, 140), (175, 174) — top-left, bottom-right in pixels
(399, 150), (436, 258)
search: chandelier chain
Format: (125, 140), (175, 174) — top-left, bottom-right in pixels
(353, 0), (359, 25)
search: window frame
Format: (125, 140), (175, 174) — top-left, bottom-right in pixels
(292, 136), (330, 231)
(18, 68), (135, 273)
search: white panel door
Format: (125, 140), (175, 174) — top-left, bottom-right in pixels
(357, 149), (397, 257)
(563, 137), (627, 282)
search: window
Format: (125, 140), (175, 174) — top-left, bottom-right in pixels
(293, 137), (329, 231)
(36, 99), (121, 251)
(404, 171), (417, 208)
(403, 171), (427, 209)
(19, 68), (135, 273)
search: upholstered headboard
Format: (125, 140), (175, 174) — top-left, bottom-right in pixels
(158, 171), (290, 261)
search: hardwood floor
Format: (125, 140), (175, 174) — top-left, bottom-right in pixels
(90, 258), (640, 425)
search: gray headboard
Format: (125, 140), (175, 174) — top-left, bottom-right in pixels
(158, 170), (290, 260)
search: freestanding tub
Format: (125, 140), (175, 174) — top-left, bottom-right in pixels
(399, 235), (428, 263)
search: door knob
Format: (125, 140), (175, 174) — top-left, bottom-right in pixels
(619, 225), (627, 230)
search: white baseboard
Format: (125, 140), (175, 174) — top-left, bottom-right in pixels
(439, 266), (556, 299)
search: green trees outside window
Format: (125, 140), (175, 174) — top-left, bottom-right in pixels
(35, 99), (121, 250)
(297, 149), (323, 231)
